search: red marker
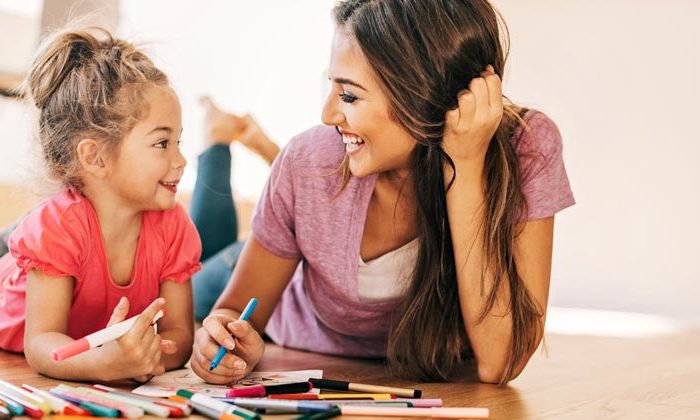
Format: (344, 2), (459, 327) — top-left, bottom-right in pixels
(225, 381), (312, 398)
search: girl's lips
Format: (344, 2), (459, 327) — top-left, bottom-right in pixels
(159, 181), (178, 193)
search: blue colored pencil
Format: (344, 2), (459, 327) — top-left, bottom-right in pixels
(209, 298), (258, 371)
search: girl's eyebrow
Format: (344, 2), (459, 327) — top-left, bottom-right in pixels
(147, 127), (172, 135)
(332, 77), (367, 91)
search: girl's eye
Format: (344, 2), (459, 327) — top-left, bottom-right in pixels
(339, 91), (358, 103)
(155, 139), (168, 149)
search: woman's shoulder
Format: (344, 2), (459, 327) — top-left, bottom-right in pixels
(512, 109), (564, 157)
(283, 125), (346, 169)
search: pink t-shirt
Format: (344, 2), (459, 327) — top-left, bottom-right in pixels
(0, 189), (202, 352)
(253, 110), (575, 358)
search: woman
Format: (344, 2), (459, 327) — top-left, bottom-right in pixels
(197, 0), (573, 385)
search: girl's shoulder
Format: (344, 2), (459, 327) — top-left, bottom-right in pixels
(15, 189), (94, 239)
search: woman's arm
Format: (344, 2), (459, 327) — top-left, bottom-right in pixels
(447, 166), (552, 382)
(24, 270), (166, 381)
(443, 68), (552, 383)
(191, 235), (300, 384)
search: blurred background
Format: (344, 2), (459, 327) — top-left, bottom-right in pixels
(1, 0), (698, 333)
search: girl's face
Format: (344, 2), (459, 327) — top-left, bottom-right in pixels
(106, 85), (186, 211)
(322, 29), (416, 178)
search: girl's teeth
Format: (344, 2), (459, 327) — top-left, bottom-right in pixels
(346, 142), (361, 152)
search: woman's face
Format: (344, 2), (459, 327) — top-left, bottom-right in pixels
(322, 29), (416, 178)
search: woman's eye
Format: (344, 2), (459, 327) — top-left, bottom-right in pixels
(339, 92), (358, 103)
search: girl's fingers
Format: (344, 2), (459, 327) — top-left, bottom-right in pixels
(131, 298), (166, 337)
(107, 297), (129, 327)
(160, 339), (178, 355)
(192, 344), (237, 380)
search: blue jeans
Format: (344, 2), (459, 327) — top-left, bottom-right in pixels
(190, 144), (244, 322)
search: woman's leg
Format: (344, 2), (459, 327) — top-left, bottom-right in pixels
(192, 240), (245, 322)
(190, 144), (239, 262)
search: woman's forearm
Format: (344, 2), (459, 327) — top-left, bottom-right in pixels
(445, 160), (520, 383)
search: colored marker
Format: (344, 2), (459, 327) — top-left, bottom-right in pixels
(0, 380), (51, 414)
(21, 384), (91, 416)
(225, 381), (312, 398)
(50, 389), (125, 418)
(177, 389), (260, 420)
(84, 385), (171, 417)
(339, 406), (490, 418)
(52, 309), (164, 361)
(310, 378), (422, 398)
(216, 398), (334, 414)
(209, 298), (258, 371)
(0, 389), (44, 417)
(269, 393), (393, 400)
(92, 384), (189, 417)
(0, 392), (25, 416)
(292, 406), (342, 420)
(0, 404), (11, 420)
(53, 385), (143, 419)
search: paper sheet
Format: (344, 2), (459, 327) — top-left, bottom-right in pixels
(132, 368), (323, 398)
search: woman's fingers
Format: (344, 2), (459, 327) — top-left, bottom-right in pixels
(202, 315), (236, 350)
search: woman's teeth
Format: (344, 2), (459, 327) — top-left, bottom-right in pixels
(342, 134), (365, 152)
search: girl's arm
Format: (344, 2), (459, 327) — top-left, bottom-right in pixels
(156, 279), (194, 370)
(443, 69), (551, 383)
(24, 269), (167, 381)
(191, 236), (300, 384)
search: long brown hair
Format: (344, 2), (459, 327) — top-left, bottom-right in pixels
(22, 26), (168, 192)
(333, 0), (542, 384)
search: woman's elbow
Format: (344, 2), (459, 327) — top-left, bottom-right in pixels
(477, 361), (527, 384)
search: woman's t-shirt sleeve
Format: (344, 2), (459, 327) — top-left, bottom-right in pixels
(251, 138), (302, 260)
(159, 203), (203, 283)
(516, 111), (576, 221)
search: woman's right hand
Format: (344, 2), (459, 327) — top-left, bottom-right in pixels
(191, 311), (265, 384)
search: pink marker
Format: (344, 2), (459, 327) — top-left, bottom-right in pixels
(52, 309), (165, 362)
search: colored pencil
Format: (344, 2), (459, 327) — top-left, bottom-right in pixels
(310, 378), (422, 398)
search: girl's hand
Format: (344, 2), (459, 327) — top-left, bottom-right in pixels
(191, 312), (265, 384)
(442, 65), (504, 165)
(101, 298), (171, 381)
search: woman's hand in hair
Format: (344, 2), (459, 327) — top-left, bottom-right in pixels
(442, 65), (503, 166)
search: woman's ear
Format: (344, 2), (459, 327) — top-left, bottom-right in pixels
(76, 138), (108, 178)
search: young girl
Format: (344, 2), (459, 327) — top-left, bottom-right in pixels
(192, 0), (574, 385)
(0, 27), (201, 382)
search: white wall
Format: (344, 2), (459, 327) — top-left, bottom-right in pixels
(0, 0), (698, 322)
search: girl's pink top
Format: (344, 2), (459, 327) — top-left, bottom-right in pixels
(0, 189), (202, 352)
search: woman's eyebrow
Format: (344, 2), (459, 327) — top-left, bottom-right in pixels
(333, 77), (367, 91)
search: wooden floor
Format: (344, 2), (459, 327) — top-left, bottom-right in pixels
(1, 330), (699, 419)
